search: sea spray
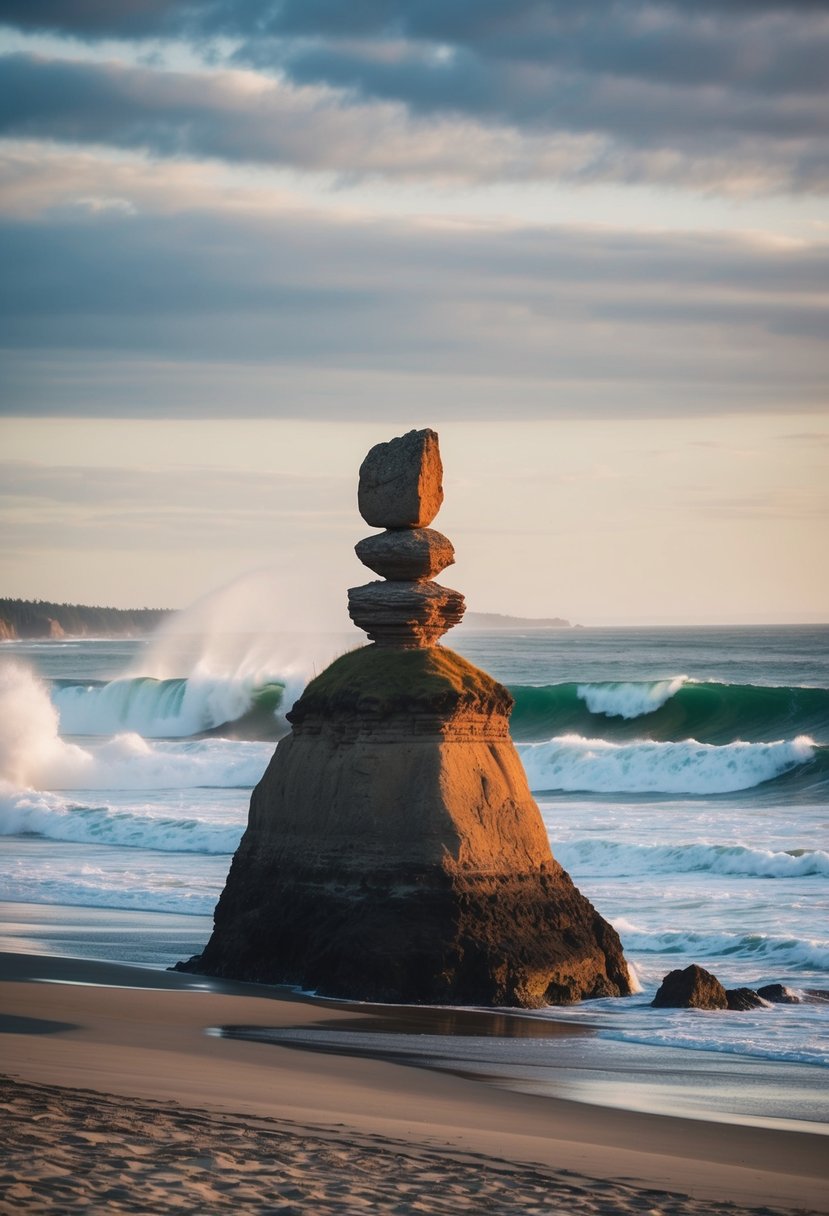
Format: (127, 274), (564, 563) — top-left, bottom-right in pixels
(45, 568), (356, 740)
(135, 567), (351, 687)
(0, 665), (271, 791)
(0, 663), (93, 787)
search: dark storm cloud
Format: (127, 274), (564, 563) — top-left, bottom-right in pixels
(0, 204), (825, 418)
(0, 0), (182, 39)
(2, 2), (828, 192)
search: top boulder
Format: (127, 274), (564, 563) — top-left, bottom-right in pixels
(358, 428), (444, 529)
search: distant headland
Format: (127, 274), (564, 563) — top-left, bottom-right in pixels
(0, 599), (571, 641)
(463, 611), (570, 630)
(0, 599), (170, 641)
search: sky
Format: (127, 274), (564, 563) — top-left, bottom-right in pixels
(0, 1), (827, 625)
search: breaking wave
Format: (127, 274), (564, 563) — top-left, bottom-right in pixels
(556, 839), (829, 879)
(517, 734), (819, 795)
(52, 675), (292, 739)
(577, 676), (688, 720)
(0, 786), (244, 854)
(36, 671), (829, 748)
(509, 680), (829, 744)
(611, 919), (829, 973)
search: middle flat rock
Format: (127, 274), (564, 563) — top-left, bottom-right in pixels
(355, 527), (455, 580)
(184, 646), (632, 1007)
(348, 579), (465, 647)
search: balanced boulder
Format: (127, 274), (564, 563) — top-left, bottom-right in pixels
(178, 428), (632, 1007)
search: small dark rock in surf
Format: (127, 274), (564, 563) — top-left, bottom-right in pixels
(652, 964), (727, 1009)
(725, 987), (766, 1011)
(757, 983), (800, 1004)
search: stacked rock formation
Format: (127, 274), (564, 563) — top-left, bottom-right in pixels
(348, 429), (465, 647)
(178, 429), (631, 1007)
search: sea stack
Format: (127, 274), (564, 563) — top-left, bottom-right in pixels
(179, 429), (631, 1006)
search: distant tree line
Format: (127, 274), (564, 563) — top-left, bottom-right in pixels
(0, 598), (172, 640)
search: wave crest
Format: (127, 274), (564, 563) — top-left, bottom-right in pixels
(0, 785), (243, 853)
(577, 676), (687, 719)
(556, 838), (829, 879)
(518, 734), (817, 795)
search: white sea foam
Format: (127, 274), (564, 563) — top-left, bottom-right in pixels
(597, 1021), (829, 1070)
(610, 918), (829, 972)
(519, 733), (815, 795)
(556, 839), (829, 879)
(0, 785), (245, 853)
(0, 868), (218, 916)
(0, 662), (271, 790)
(576, 676), (687, 719)
(0, 663), (92, 788)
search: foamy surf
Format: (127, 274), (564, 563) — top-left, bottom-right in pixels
(555, 839), (829, 879)
(576, 676), (688, 719)
(0, 859), (221, 916)
(518, 733), (816, 795)
(0, 785), (245, 853)
(610, 919), (829, 973)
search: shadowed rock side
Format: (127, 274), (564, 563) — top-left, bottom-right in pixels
(180, 648), (631, 1006)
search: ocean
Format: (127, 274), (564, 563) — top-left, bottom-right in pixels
(1, 620), (827, 1077)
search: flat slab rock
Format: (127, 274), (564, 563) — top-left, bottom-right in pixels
(358, 428), (444, 529)
(348, 579), (465, 647)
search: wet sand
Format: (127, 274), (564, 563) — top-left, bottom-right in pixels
(0, 949), (827, 1214)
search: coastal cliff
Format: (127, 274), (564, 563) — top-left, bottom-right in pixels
(190, 646), (629, 1004)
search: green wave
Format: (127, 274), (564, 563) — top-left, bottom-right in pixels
(508, 681), (829, 744)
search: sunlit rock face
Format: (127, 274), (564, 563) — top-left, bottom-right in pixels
(178, 430), (631, 1006)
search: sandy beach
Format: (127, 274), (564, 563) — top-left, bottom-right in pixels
(1, 947), (826, 1215)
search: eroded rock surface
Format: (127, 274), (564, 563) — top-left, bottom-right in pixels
(652, 964), (728, 1009)
(725, 987), (766, 1011)
(757, 983), (800, 1004)
(178, 428), (631, 1006)
(355, 527), (455, 581)
(348, 580), (465, 648)
(180, 648), (631, 1006)
(358, 428), (443, 529)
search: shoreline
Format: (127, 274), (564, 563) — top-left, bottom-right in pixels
(2, 898), (828, 1131)
(1, 948), (827, 1213)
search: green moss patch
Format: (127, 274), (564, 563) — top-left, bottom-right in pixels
(288, 645), (512, 722)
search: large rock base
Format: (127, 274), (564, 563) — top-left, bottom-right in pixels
(188, 856), (627, 1006)
(178, 647), (631, 1007)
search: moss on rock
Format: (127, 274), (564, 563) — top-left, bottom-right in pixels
(288, 644), (512, 723)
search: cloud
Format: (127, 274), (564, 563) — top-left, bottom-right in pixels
(0, 52), (618, 187)
(1, 194), (825, 419)
(1, 0), (828, 197)
(0, 458), (357, 554)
